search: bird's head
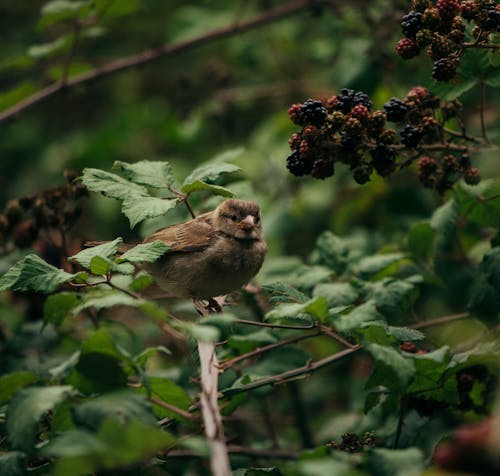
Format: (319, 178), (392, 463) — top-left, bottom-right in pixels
(214, 199), (263, 240)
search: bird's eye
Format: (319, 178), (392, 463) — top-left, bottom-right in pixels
(229, 215), (238, 222)
(255, 215), (260, 224)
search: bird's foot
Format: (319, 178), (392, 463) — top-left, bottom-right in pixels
(192, 297), (225, 315)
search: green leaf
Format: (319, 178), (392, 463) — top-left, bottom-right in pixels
(366, 343), (415, 393)
(130, 271), (154, 291)
(313, 282), (360, 307)
(90, 255), (111, 275)
(455, 180), (500, 228)
(69, 238), (122, 269)
(44, 420), (174, 475)
(181, 180), (235, 197)
(334, 300), (385, 333)
(145, 377), (191, 420)
(0, 452), (26, 476)
(182, 161), (241, 188)
(387, 326), (425, 342)
(365, 447), (424, 476)
(265, 296), (328, 322)
(122, 195), (179, 228)
(366, 277), (420, 319)
(355, 253), (406, 277)
(0, 371), (38, 406)
(228, 330), (278, 354)
(112, 160), (175, 188)
(0, 254), (79, 293)
(430, 198), (458, 236)
(28, 36), (69, 59)
(74, 390), (156, 430)
(261, 282), (309, 305)
(233, 469), (282, 476)
(72, 291), (143, 315)
(43, 292), (81, 327)
(180, 322), (220, 342)
(407, 222), (435, 261)
(39, 1), (91, 29)
(81, 168), (147, 200)
(468, 247), (500, 319)
(6, 385), (74, 453)
(118, 240), (170, 263)
(134, 346), (171, 367)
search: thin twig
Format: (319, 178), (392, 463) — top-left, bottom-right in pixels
(218, 331), (321, 369)
(236, 318), (315, 330)
(0, 0), (320, 123)
(150, 396), (198, 421)
(409, 312), (470, 329)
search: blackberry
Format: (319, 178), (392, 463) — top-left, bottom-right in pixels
(299, 139), (312, 157)
(401, 124), (424, 147)
(336, 88), (371, 114)
(286, 151), (312, 176)
(401, 11), (423, 37)
(460, 1), (478, 21)
(418, 156), (438, 174)
(416, 28), (433, 47)
(432, 57), (457, 81)
(412, 0), (431, 13)
(311, 159), (335, 179)
(442, 154), (458, 172)
(344, 117), (363, 136)
(370, 145), (397, 177)
(300, 99), (327, 127)
(330, 110), (345, 129)
(448, 28), (466, 44)
(429, 35), (455, 60)
(351, 164), (373, 184)
(396, 37), (420, 59)
(451, 15), (466, 31)
(422, 7), (441, 28)
(288, 132), (301, 150)
(422, 116), (440, 138)
(340, 135), (361, 152)
(459, 153), (471, 169)
(384, 98), (408, 122)
(405, 86), (440, 108)
(484, 7), (500, 32)
(436, 0), (460, 20)
(349, 104), (370, 123)
(378, 128), (398, 144)
(464, 167), (481, 185)
(288, 103), (303, 125)
(367, 110), (387, 130)
(325, 95), (339, 111)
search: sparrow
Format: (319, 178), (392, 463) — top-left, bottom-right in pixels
(141, 198), (268, 300)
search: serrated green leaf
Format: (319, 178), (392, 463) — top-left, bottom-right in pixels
(0, 254), (78, 293)
(408, 222), (435, 261)
(261, 282), (308, 304)
(366, 343), (415, 393)
(0, 452), (26, 476)
(387, 326), (425, 342)
(181, 179), (235, 197)
(366, 278), (420, 319)
(81, 168), (147, 200)
(334, 300), (385, 333)
(265, 296), (328, 322)
(118, 240), (170, 263)
(43, 292), (81, 327)
(0, 371), (38, 406)
(313, 282), (359, 307)
(122, 195), (179, 228)
(365, 447), (424, 476)
(182, 161), (241, 188)
(72, 291), (142, 315)
(455, 180), (500, 228)
(69, 238), (122, 269)
(112, 160), (175, 188)
(90, 255), (111, 275)
(6, 385), (74, 453)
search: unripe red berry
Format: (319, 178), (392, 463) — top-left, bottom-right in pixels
(464, 167), (481, 185)
(396, 37), (420, 59)
(288, 103), (303, 125)
(288, 133), (301, 150)
(436, 0), (459, 20)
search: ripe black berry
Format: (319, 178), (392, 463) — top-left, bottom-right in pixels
(384, 98), (408, 122)
(336, 89), (371, 114)
(288, 133), (301, 150)
(432, 58), (457, 81)
(311, 159), (334, 179)
(286, 151), (312, 176)
(300, 99), (327, 127)
(370, 145), (397, 177)
(400, 124), (424, 147)
(484, 7), (500, 32)
(464, 167), (481, 185)
(351, 165), (373, 184)
(401, 11), (423, 37)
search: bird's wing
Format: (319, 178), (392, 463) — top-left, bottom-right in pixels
(144, 212), (215, 253)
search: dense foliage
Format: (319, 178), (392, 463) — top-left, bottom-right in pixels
(1, 1), (499, 475)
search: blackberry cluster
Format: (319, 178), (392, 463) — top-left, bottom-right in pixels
(0, 170), (87, 252)
(396, 0), (500, 81)
(286, 86), (481, 192)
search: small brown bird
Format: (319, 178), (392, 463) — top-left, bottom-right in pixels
(142, 198), (267, 300)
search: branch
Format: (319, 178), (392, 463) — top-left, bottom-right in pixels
(0, 0), (320, 123)
(409, 312), (470, 329)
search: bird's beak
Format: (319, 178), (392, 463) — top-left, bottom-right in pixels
(239, 215), (255, 230)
